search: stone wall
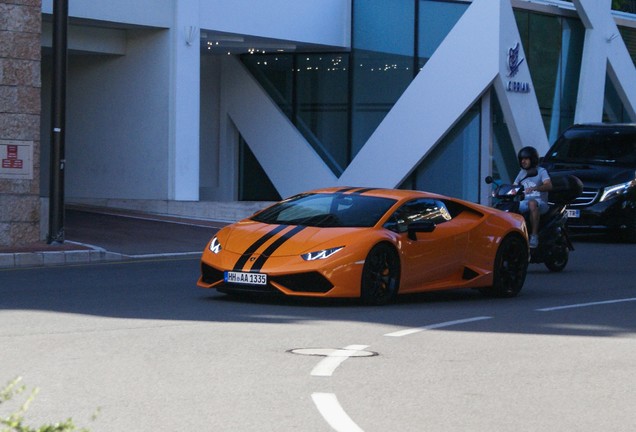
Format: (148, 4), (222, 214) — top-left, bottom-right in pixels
(0, 0), (41, 246)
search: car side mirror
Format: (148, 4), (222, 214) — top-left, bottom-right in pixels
(407, 220), (436, 240)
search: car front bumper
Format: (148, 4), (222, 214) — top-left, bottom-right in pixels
(566, 194), (636, 231)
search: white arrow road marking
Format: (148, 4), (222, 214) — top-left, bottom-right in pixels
(311, 345), (370, 377)
(312, 392), (365, 432)
(536, 297), (636, 312)
(383, 316), (493, 337)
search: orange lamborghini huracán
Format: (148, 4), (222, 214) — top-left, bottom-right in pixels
(197, 187), (529, 305)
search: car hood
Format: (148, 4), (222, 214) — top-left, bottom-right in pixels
(219, 220), (367, 256)
(542, 162), (635, 189)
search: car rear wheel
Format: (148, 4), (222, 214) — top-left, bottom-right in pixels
(483, 234), (528, 298)
(361, 243), (400, 305)
(544, 238), (569, 272)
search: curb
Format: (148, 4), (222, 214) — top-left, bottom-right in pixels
(0, 249), (202, 269)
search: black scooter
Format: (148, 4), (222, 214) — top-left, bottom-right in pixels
(485, 172), (582, 272)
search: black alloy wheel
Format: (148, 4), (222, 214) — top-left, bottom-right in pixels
(485, 234), (529, 298)
(360, 243), (400, 305)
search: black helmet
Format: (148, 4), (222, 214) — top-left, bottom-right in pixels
(518, 146), (539, 168)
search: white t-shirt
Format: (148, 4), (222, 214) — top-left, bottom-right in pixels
(514, 167), (550, 202)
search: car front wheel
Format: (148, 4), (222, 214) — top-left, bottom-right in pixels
(360, 243), (400, 305)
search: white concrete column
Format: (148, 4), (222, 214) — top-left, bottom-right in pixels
(572, 0), (612, 123)
(170, 0), (200, 200)
(572, 0), (636, 122)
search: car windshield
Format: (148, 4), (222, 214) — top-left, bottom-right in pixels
(251, 193), (397, 227)
(545, 127), (636, 166)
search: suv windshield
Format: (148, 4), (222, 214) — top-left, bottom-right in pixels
(252, 193), (397, 227)
(545, 127), (636, 166)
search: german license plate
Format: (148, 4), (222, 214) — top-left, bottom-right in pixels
(566, 209), (580, 218)
(224, 271), (267, 285)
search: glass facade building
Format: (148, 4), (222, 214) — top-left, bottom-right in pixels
(34, 0), (636, 216)
(236, 0), (636, 202)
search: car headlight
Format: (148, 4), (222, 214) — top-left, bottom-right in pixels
(209, 237), (222, 254)
(301, 246), (343, 261)
(599, 177), (636, 202)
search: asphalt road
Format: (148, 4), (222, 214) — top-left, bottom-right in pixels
(1, 239), (635, 431)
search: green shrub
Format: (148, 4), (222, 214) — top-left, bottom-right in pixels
(1, 377), (95, 432)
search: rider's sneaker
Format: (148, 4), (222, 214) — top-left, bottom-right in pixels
(529, 235), (539, 248)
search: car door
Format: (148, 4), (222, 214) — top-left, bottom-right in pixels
(384, 198), (466, 292)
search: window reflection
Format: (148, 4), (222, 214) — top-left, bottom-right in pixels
(401, 105), (480, 201)
(385, 198), (452, 233)
(514, 11), (584, 142)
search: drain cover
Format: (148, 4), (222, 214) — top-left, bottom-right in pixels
(289, 348), (377, 357)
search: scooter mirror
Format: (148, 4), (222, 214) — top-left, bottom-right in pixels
(485, 176), (494, 184)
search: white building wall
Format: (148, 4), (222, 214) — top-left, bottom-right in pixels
(170, 0), (201, 200)
(51, 29), (172, 200)
(38, 0), (636, 210)
(198, 0), (350, 48)
(41, 0), (174, 28)
(42, 0), (350, 49)
(41, 0), (351, 203)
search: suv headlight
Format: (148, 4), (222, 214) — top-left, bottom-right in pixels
(301, 246), (343, 261)
(599, 177), (636, 202)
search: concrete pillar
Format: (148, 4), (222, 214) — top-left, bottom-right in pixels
(169, 0), (200, 200)
(0, 0), (42, 246)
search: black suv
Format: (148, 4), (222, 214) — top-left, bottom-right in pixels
(541, 123), (636, 242)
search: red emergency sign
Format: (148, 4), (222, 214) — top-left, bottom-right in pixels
(2, 145), (24, 169)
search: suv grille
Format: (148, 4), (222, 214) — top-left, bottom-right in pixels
(569, 188), (598, 207)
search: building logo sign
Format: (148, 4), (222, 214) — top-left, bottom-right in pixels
(506, 43), (530, 93)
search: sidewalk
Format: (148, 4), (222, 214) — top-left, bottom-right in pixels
(0, 206), (227, 268)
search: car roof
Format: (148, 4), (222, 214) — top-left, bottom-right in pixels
(303, 186), (444, 201)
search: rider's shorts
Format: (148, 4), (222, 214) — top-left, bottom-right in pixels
(519, 198), (549, 215)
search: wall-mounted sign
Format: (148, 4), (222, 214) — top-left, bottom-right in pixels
(0, 140), (33, 179)
(506, 43), (530, 93)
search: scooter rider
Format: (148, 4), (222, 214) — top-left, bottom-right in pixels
(514, 146), (552, 248)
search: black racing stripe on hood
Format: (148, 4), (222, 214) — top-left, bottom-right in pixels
(233, 224), (286, 271)
(250, 225), (307, 272)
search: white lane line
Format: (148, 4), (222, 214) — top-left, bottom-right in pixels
(384, 316), (493, 337)
(312, 392), (365, 432)
(311, 345), (369, 377)
(536, 297), (636, 312)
